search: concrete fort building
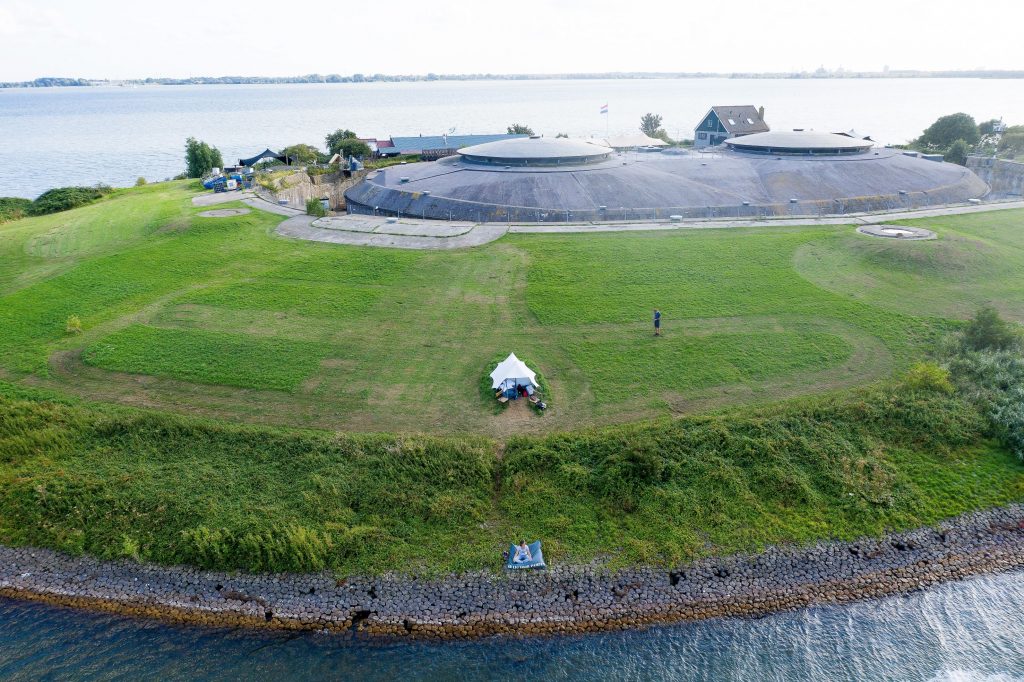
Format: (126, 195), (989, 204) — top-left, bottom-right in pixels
(344, 130), (989, 223)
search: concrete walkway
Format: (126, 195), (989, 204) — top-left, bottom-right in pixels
(275, 214), (508, 250)
(266, 199), (1024, 250)
(191, 190), (254, 207)
(509, 199), (1024, 234)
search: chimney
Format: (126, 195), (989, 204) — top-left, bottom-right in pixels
(758, 106), (765, 121)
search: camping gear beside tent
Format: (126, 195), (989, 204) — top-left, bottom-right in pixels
(505, 541), (546, 570)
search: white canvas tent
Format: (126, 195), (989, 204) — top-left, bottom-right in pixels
(490, 353), (538, 391)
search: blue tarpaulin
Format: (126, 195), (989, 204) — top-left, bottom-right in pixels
(506, 541), (545, 570)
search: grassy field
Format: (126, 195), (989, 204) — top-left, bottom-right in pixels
(1, 182), (1023, 574)
(6, 181), (1021, 435)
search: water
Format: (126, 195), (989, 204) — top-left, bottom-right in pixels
(2, 78), (1024, 199)
(2, 571), (1023, 680)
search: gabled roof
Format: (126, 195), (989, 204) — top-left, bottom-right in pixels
(706, 106), (769, 134)
(388, 134), (528, 155)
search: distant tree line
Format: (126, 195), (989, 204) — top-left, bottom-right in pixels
(8, 70), (1024, 89)
(0, 77), (90, 89)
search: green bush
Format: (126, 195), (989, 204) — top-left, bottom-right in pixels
(944, 139), (970, 166)
(135, 177), (147, 186)
(960, 305), (1022, 352)
(948, 349), (1024, 460)
(305, 198), (327, 217)
(902, 362), (954, 394)
(27, 186), (112, 216)
(0, 197), (32, 223)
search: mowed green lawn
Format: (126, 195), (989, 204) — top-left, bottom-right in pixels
(1, 181), (1022, 435)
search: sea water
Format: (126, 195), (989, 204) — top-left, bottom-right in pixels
(1, 570), (1023, 680)
(2, 78), (1024, 198)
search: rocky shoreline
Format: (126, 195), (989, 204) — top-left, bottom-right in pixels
(3, 505), (1024, 639)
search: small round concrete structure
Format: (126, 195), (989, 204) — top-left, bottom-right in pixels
(457, 137), (613, 166)
(725, 131), (873, 155)
(197, 208), (251, 218)
(857, 224), (936, 239)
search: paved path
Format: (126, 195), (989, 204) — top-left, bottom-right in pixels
(265, 199), (1024, 250)
(508, 200), (1024, 234)
(190, 190), (254, 207)
(275, 214), (507, 250)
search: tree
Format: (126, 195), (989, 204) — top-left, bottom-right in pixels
(507, 123), (534, 136)
(281, 143), (323, 165)
(555, 132), (569, 138)
(639, 113), (663, 138)
(978, 119), (1001, 136)
(944, 138), (970, 166)
(184, 137), (223, 178)
(332, 138), (371, 160)
(324, 129), (359, 156)
(918, 113), (979, 149)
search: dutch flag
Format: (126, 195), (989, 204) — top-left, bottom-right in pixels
(600, 104), (608, 115)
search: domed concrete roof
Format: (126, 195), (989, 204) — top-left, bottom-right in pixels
(726, 130), (873, 154)
(458, 137), (612, 165)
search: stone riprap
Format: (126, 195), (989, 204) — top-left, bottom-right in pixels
(2, 505), (1023, 640)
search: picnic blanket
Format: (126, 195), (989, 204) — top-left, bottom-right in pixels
(506, 541), (546, 570)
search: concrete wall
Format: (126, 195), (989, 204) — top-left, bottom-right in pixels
(968, 156), (1024, 197)
(260, 169), (370, 212)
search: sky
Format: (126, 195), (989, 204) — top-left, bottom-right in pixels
(1, 0), (1022, 81)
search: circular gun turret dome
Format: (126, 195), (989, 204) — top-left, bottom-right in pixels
(457, 136), (613, 166)
(725, 130), (873, 155)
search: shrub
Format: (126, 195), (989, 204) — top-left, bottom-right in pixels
(28, 186), (112, 216)
(0, 197), (32, 223)
(902, 362), (954, 394)
(960, 305), (1022, 352)
(65, 315), (82, 335)
(305, 198), (327, 217)
(135, 177), (147, 186)
(948, 349), (1024, 460)
(944, 139), (970, 166)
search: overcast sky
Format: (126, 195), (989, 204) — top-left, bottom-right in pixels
(2, 0), (1022, 81)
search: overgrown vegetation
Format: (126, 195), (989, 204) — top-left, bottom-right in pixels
(944, 307), (1024, 460)
(0, 197), (32, 223)
(305, 197), (327, 217)
(26, 186), (113, 216)
(0, 377), (1020, 575)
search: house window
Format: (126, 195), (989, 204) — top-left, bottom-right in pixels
(728, 118), (736, 125)
(698, 132), (707, 140)
(707, 118), (714, 128)
(746, 118), (754, 124)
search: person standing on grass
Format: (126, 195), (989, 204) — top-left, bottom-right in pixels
(654, 308), (662, 336)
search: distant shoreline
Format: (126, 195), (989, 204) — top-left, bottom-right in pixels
(4, 70), (1024, 89)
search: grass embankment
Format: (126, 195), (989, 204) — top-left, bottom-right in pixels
(1, 380), (1020, 575)
(6, 182), (1024, 434)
